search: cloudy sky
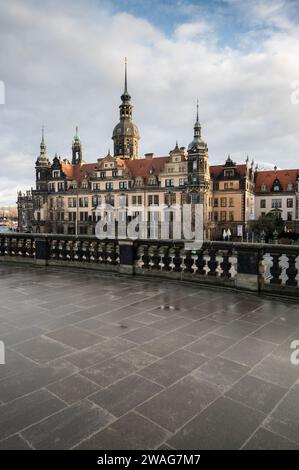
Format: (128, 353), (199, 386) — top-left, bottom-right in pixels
(1, 0), (299, 205)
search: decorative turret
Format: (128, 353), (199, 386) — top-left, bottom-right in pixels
(72, 126), (83, 164)
(36, 126), (49, 167)
(187, 101), (210, 190)
(112, 58), (140, 160)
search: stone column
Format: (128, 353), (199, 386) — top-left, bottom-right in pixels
(35, 237), (49, 266)
(236, 248), (260, 291)
(118, 239), (136, 275)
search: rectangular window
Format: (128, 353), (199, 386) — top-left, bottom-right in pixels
(148, 195), (159, 205)
(68, 212), (76, 221)
(287, 212), (292, 221)
(224, 169), (234, 177)
(132, 195), (142, 205)
(220, 211), (227, 221)
(260, 199), (266, 208)
(79, 226), (88, 235)
(92, 195), (100, 207)
(56, 198), (64, 208)
(93, 183), (100, 190)
(229, 198), (234, 207)
(179, 178), (185, 186)
(119, 181), (127, 189)
(106, 182), (113, 190)
(224, 182), (229, 189)
(79, 212), (88, 221)
(214, 212), (218, 222)
(165, 179), (174, 187)
(214, 198), (218, 208)
(229, 211), (234, 221)
(112, 170), (118, 177)
(287, 198), (293, 208)
(68, 197), (76, 208)
(271, 199), (282, 209)
(79, 197), (88, 207)
(220, 198), (227, 207)
(100, 171), (106, 178)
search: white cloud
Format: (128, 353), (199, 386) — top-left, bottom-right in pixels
(0, 0), (299, 205)
(175, 21), (212, 41)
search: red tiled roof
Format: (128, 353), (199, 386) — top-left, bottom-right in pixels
(123, 156), (169, 180)
(255, 169), (299, 192)
(209, 164), (247, 177)
(61, 157), (169, 183)
(61, 162), (98, 181)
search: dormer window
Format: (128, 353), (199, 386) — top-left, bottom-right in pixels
(81, 181), (88, 189)
(260, 184), (266, 192)
(272, 178), (281, 192)
(135, 176), (144, 187)
(224, 169), (234, 177)
(287, 183), (293, 191)
(53, 171), (60, 178)
(148, 176), (157, 185)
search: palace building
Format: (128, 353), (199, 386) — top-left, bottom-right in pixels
(17, 63), (299, 239)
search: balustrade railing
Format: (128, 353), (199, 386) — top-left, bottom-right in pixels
(0, 233), (298, 297)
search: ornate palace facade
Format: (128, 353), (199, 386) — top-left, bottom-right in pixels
(17, 64), (299, 239)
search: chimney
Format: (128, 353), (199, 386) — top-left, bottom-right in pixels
(145, 153), (154, 160)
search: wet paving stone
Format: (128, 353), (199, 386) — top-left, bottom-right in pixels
(137, 374), (221, 432)
(196, 356), (249, 390)
(225, 375), (286, 414)
(250, 355), (299, 388)
(0, 389), (65, 441)
(74, 411), (169, 450)
(220, 336), (276, 367)
(242, 427), (299, 450)
(168, 397), (265, 449)
(45, 325), (105, 350)
(12, 335), (75, 363)
(21, 399), (114, 449)
(90, 374), (163, 417)
(47, 373), (101, 404)
(0, 264), (298, 449)
(138, 349), (207, 387)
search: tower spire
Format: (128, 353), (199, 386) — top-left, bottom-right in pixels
(40, 125), (46, 154)
(36, 125), (49, 166)
(193, 100), (201, 139)
(112, 59), (139, 159)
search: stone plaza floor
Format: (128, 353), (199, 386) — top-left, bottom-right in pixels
(0, 264), (299, 450)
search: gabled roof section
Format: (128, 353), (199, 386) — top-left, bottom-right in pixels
(123, 156), (169, 182)
(210, 163), (247, 179)
(255, 169), (299, 192)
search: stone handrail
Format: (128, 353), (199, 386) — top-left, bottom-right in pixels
(0, 233), (298, 297)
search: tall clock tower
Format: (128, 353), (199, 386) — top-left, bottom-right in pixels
(112, 59), (140, 159)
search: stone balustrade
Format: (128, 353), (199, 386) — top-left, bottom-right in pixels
(0, 233), (298, 297)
